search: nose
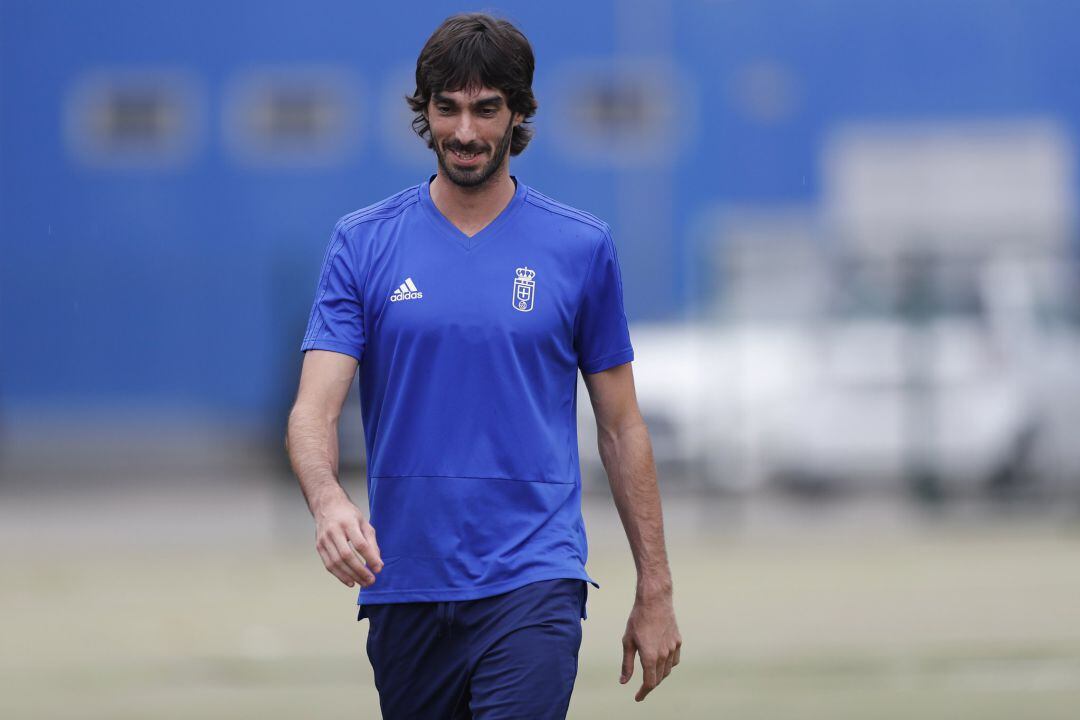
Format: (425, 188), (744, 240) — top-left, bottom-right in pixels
(453, 112), (477, 146)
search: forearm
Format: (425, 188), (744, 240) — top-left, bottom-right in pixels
(286, 407), (350, 517)
(598, 421), (673, 601)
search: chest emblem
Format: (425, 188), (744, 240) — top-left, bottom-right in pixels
(513, 266), (536, 312)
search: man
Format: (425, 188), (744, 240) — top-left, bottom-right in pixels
(286, 12), (680, 718)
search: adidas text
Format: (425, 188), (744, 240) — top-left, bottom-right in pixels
(390, 277), (423, 302)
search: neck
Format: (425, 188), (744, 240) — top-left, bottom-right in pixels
(429, 165), (517, 237)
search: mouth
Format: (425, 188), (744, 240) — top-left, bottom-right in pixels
(448, 147), (484, 167)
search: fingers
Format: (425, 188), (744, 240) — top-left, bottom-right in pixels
(316, 524), (375, 588)
(662, 636), (680, 680)
(635, 653), (659, 702)
(316, 543), (355, 587)
(347, 519), (383, 573)
(631, 635), (683, 701)
(620, 635), (635, 684)
(331, 531), (376, 586)
(312, 500), (383, 589)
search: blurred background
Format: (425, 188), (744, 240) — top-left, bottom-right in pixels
(3, 0), (1080, 717)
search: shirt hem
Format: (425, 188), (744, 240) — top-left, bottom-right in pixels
(369, 473), (575, 485)
(356, 567), (600, 605)
(580, 346), (634, 374)
(300, 338), (362, 361)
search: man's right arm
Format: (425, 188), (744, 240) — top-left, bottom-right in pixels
(286, 349), (383, 588)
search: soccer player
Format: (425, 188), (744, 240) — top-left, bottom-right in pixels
(286, 12), (681, 718)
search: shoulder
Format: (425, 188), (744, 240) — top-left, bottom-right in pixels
(521, 185), (612, 251)
(320, 185), (422, 282)
(334, 184), (422, 240)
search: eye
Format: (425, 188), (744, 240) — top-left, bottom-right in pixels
(480, 107), (497, 117)
(436, 105), (452, 114)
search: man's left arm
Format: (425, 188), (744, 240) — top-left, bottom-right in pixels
(583, 361), (682, 703)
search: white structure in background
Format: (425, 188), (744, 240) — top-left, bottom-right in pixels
(578, 119), (1080, 497)
(823, 120), (1074, 254)
(807, 120), (1080, 495)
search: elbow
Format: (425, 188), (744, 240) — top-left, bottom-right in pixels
(596, 416), (648, 448)
(596, 423), (640, 462)
(286, 404), (338, 446)
(596, 418), (651, 473)
(284, 405), (306, 454)
(285, 403), (297, 436)
(284, 412), (294, 454)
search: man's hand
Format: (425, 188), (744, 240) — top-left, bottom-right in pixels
(619, 594), (682, 702)
(313, 494), (383, 588)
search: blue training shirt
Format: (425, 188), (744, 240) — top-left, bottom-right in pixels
(300, 176), (634, 605)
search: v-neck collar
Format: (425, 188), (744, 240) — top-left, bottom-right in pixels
(418, 174), (527, 252)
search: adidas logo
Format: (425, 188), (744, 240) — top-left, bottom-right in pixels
(389, 277), (423, 302)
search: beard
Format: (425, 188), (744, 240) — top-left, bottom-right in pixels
(433, 117), (515, 189)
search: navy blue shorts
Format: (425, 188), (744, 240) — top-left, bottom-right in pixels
(357, 578), (589, 719)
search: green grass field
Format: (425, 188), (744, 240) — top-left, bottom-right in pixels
(3, 489), (1080, 719)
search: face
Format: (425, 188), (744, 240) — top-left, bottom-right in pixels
(427, 86), (521, 189)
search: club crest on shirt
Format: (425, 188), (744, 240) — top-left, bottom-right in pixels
(512, 266), (536, 312)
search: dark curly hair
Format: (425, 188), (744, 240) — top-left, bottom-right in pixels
(406, 13), (538, 156)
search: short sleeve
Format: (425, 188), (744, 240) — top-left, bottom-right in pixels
(300, 223), (366, 362)
(573, 228), (634, 374)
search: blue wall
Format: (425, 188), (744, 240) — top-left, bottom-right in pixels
(2, 0), (1078, 427)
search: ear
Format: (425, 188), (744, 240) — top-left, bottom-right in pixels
(513, 111), (524, 127)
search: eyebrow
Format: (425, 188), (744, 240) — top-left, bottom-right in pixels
(432, 93), (505, 108)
